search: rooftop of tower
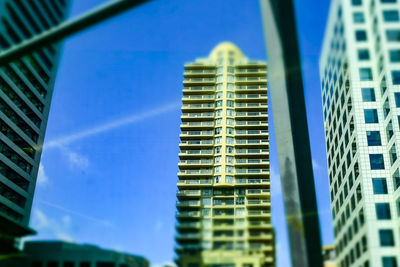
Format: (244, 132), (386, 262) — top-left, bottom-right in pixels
(209, 41), (245, 61)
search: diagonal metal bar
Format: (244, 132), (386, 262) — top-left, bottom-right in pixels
(260, 0), (324, 266)
(0, 0), (151, 65)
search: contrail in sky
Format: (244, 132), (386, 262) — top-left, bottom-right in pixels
(45, 102), (180, 148)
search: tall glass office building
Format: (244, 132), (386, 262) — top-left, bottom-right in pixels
(320, 0), (400, 266)
(0, 0), (69, 251)
(175, 42), (274, 267)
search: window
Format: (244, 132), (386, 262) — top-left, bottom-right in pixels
(360, 68), (373, 80)
(215, 127), (222, 135)
(358, 49), (370, 60)
(381, 0), (397, 3)
(382, 257), (398, 267)
(386, 30), (400, 42)
(372, 178), (388, 194)
(216, 92), (223, 99)
(355, 30), (367, 41)
(395, 93), (400, 107)
(215, 109), (223, 116)
(226, 127), (234, 134)
(393, 169), (400, 191)
(390, 144), (397, 165)
(364, 109), (378, 123)
(226, 146), (234, 153)
(226, 165), (234, 173)
(227, 109), (234, 116)
(392, 71), (400, 84)
(383, 10), (399, 22)
(362, 88), (375, 101)
(390, 50), (400, 62)
(376, 203), (391, 219)
(379, 229), (395, 246)
(352, 0), (362, 5)
(215, 100), (222, 107)
(226, 118), (234, 125)
(354, 12), (365, 23)
(227, 100), (234, 107)
(367, 131), (381, 146)
(214, 146), (221, 153)
(370, 154), (385, 169)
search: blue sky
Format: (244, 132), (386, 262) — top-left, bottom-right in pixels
(27, 0), (330, 266)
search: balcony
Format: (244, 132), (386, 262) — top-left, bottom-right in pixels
(178, 169), (213, 177)
(179, 140), (213, 148)
(176, 222), (201, 229)
(177, 179), (213, 187)
(235, 139), (268, 147)
(247, 210), (270, 218)
(235, 149), (268, 156)
(176, 211), (201, 218)
(235, 158), (268, 165)
(176, 233), (202, 241)
(235, 178), (269, 185)
(181, 121), (214, 129)
(236, 130), (268, 136)
(176, 200), (201, 208)
(235, 77), (267, 84)
(248, 221), (272, 229)
(235, 103), (268, 110)
(178, 159), (213, 167)
(235, 85), (267, 92)
(235, 121), (268, 128)
(247, 189), (270, 197)
(182, 86), (215, 94)
(246, 199), (270, 207)
(181, 112), (214, 121)
(235, 94), (268, 102)
(182, 95), (215, 103)
(248, 233), (273, 240)
(182, 103), (214, 111)
(180, 130), (213, 138)
(236, 68), (266, 74)
(183, 78), (215, 85)
(176, 190), (201, 197)
(179, 150), (213, 157)
(235, 168), (269, 175)
(235, 111), (268, 118)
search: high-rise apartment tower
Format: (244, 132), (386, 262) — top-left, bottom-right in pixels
(175, 42), (274, 267)
(0, 0), (69, 251)
(320, 0), (400, 266)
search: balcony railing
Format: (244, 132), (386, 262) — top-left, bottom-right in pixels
(184, 78), (215, 83)
(178, 169), (213, 175)
(236, 112), (268, 117)
(247, 199), (270, 205)
(185, 70), (216, 74)
(236, 85), (267, 90)
(235, 77), (266, 82)
(236, 103), (268, 108)
(176, 211), (200, 217)
(180, 131), (213, 136)
(181, 121), (214, 127)
(177, 200), (201, 206)
(183, 86), (215, 91)
(179, 159), (213, 165)
(235, 178), (269, 185)
(247, 189), (270, 195)
(181, 112), (214, 118)
(177, 179), (213, 186)
(182, 95), (215, 100)
(236, 68), (266, 73)
(182, 103), (214, 109)
(177, 190), (201, 196)
(236, 149), (268, 154)
(180, 140), (213, 145)
(179, 150), (213, 155)
(236, 169), (268, 174)
(236, 139), (268, 145)
(235, 121), (268, 126)
(236, 94), (267, 99)
(236, 130), (268, 135)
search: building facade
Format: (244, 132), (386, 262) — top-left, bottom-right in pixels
(175, 42), (274, 267)
(0, 0), (69, 251)
(320, 0), (400, 266)
(23, 241), (149, 267)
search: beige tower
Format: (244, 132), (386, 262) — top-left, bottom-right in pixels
(175, 42), (274, 267)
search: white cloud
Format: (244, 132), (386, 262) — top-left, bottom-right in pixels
(155, 220), (164, 232)
(61, 146), (89, 170)
(36, 163), (49, 186)
(30, 208), (74, 242)
(44, 102), (180, 149)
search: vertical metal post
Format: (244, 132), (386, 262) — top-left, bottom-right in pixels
(259, 0), (324, 266)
